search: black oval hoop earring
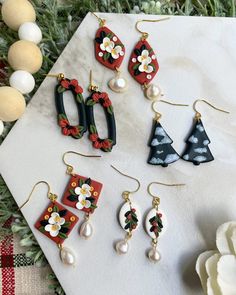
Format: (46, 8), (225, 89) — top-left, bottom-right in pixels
(85, 71), (116, 152)
(47, 73), (87, 139)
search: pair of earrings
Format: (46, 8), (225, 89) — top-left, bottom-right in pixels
(19, 151), (103, 266)
(47, 71), (116, 152)
(111, 166), (185, 263)
(148, 99), (229, 167)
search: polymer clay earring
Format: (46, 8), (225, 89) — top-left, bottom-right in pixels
(128, 18), (169, 100)
(47, 73), (87, 139)
(85, 70), (116, 152)
(92, 12), (127, 93)
(19, 181), (78, 266)
(148, 100), (188, 167)
(146, 181), (185, 263)
(61, 151), (103, 239)
(181, 99), (229, 165)
(111, 165), (141, 255)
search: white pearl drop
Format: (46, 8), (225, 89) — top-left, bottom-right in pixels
(0, 120), (4, 136)
(115, 240), (129, 254)
(108, 76), (128, 93)
(9, 70), (35, 94)
(145, 84), (162, 100)
(79, 221), (93, 239)
(59, 247), (76, 266)
(148, 248), (161, 263)
(18, 22), (42, 44)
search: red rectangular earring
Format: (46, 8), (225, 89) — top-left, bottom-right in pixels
(19, 181), (79, 266)
(61, 151), (103, 239)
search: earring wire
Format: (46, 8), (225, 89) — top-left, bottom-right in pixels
(63, 151), (101, 175)
(110, 165), (141, 195)
(135, 17), (170, 40)
(88, 70), (99, 92)
(44, 73), (65, 80)
(91, 12), (106, 27)
(193, 99), (230, 120)
(151, 100), (189, 121)
(19, 181), (57, 210)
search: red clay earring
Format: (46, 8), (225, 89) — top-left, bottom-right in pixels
(128, 18), (169, 100)
(61, 151), (103, 239)
(92, 12), (127, 93)
(19, 181), (79, 266)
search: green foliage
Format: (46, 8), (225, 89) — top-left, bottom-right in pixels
(0, 0), (235, 294)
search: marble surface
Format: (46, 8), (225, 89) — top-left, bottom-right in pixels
(1, 13), (236, 295)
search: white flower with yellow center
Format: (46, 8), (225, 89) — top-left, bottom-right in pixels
(138, 60), (153, 74)
(111, 45), (123, 59)
(75, 184), (91, 199)
(100, 37), (114, 53)
(137, 49), (152, 64)
(44, 212), (65, 237)
(76, 195), (91, 210)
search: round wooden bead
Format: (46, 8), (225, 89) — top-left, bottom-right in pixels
(0, 86), (26, 122)
(18, 22), (42, 44)
(9, 70), (35, 94)
(1, 0), (36, 31)
(8, 40), (42, 74)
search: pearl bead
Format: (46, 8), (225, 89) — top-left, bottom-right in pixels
(9, 70), (35, 94)
(1, 0), (36, 31)
(108, 76), (128, 93)
(115, 240), (129, 254)
(79, 221), (93, 239)
(59, 247), (76, 266)
(148, 248), (161, 263)
(145, 84), (162, 100)
(18, 22), (42, 44)
(0, 120), (4, 136)
(0, 86), (25, 122)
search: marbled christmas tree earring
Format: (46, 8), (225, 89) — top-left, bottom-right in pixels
(148, 100), (188, 167)
(61, 151), (103, 239)
(19, 181), (79, 266)
(181, 99), (229, 165)
(128, 17), (169, 100)
(92, 12), (127, 93)
(111, 165), (141, 255)
(146, 181), (185, 263)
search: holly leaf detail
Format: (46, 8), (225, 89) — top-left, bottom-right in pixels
(60, 227), (69, 234)
(58, 232), (68, 239)
(76, 94), (83, 103)
(107, 105), (113, 115)
(134, 49), (141, 56)
(57, 86), (65, 93)
(53, 205), (59, 212)
(85, 178), (91, 185)
(67, 195), (78, 202)
(40, 220), (48, 226)
(103, 52), (110, 60)
(58, 209), (67, 217)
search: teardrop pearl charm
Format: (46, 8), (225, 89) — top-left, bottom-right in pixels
(59, 246), (76, 266)
(79, 221), (93, 239)
(115, 239), (129, 254)
(145, 84), (162, 101)
(148, 248), (161, 263)
(108, 76), (128, 93)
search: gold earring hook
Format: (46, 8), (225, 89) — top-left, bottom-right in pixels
(91, 12), (106, 27)
(148, 181), (185, 208)
(193, 99), (230, 121)
(44, 73), (65, 80)
(19, 181), (57, 210)
(151, 100), (189, 121)
(63, 151), (101, 175)
(135, 17), (170, 40)
(88, 70), (99, 92)
(110, 165), (141, 200)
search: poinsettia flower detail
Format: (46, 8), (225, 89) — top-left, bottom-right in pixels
(60, 79), (83, 94)
(102, 139), (112, 149)
(111, 45), (124, 59)
(75, 184), (91, 199)
(91, 92), (112, 108)
(44, 212), (65, 237)
(138, 61), (153, 73)
(58, 118), (80, 137)
(100, 37), (114, 53)
(137, 49), (152, 64)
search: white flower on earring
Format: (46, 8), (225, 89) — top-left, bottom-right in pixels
(75, 184), (91, 199)
(138, 61), (153, 73)
(137, 49), (152, 64)
(76, 195), (91, 210)
(100, 37), (114, 53)
(44, 212), (65, 237)
(111, 45), (123, 59)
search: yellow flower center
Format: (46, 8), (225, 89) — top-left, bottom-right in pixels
(54, 216), (61, 223)
(81, 199), (87, 206)
(80, 188), (87, 194)
(104, 42), (110, 47)
(143, 64), (148, 70)
(51, 224), (59, 231)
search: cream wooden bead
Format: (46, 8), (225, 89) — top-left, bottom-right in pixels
(8, 40), (43, 74)
(1, 0), (36, 31)
(0, 86), (26, 122)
